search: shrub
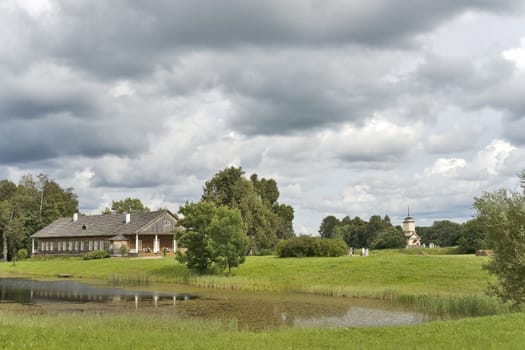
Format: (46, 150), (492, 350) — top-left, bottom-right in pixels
(16, 248), (29, 261)
(119, 245), (129, 256)
(83, 250), (110, 260)
(275, 236), (348, 257)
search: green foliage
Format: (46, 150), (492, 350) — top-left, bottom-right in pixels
(319, 214), (393, 248)
(370, 227), (406, 249)
(0, 174), (78, 261)
(474, 182), (525, 307)
(201, 167), (294, 252)
(418, 220), (464, 247)
(318, 215), (340, 239)
(457, 217), (489, 253)
(16, 248), (29, 260)
(119, 245), (129, 256)
(275, 236), (348, 257)
(176, 201), (249, 274)
(110, 197), (150, 214)
(83, 250), (110, 260)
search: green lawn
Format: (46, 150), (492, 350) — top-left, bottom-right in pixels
(1, 307), (524, 350)
(1, 250), (521, 349)
(0, 250), (493, 296)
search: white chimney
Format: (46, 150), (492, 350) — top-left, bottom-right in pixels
(73, 213), (78, 222)
(125, 213), (131, 224)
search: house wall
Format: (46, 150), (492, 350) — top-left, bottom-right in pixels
(36, 236), (110, 255)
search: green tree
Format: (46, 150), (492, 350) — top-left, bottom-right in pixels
(0, 180), (17, 261)
(364, 215), (388, 246)
(334, 216), (368, 248)
(474, 182), (525, 306)
(111, 197), (150, 214)
(0, 175), (78, 261)
(370, 227), (406, 249)
(175, 201), (248, 274)
(273, 203), (295, 240)
(201, 167), (294, 253)
(319, 215), (340, 239)
(457, 218), (489, 254)
(422, 220), (463, 247)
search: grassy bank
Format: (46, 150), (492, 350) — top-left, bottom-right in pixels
(1, 307), (524, 350)
(1, 250), (506, 317)
(0, 250), (492, 295)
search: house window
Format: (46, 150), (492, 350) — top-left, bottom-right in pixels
(89, 241), (93, 251)
(74, 241), (79, 251)
(94, 241), (98, 250)
(63, 241), (67, 251)
(57, 242), (62, 251)
(50, 241), (54, 251)
(137, 240), (142, 251)
(80, 241), (85, 251)
(99, 240), (105, 250)
(68, 241), (73, 251)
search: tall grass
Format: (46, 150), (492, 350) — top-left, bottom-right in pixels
(108, 271), (151, 286)
(2, 307), (525, 349)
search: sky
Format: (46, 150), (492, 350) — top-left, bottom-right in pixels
(2, 0), (525, 233)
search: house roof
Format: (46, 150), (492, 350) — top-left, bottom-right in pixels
(31, 210), (177, 239)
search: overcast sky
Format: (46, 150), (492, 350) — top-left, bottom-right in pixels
(2, 0), (525, 233)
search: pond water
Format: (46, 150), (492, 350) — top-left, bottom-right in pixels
(0, 277), (429, 330)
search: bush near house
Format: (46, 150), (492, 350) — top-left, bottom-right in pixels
(275, 236), (348, 257)
(82, 250), (110, 260)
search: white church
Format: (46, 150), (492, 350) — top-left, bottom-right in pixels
(402, 210), (421, 247)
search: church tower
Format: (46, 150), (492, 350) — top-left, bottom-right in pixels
(402, 207), (421, 247)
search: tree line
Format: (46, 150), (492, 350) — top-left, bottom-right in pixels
(0, 174), (78, 261)
(317, 213), (489, 253)
(318, 214), (406, 250)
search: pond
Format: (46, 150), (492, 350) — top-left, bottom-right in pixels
(0, 277), (429, 331)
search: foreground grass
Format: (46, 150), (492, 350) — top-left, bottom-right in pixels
(1, 307), (524, 350)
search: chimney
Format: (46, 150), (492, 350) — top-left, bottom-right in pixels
(125, 213), (131, 224)
(73, 213), (78, 222)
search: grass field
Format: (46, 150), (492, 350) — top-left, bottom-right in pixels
(0, 250), (493, 296)
(1, 250), (521, 349)
(1, 306), (524, 350)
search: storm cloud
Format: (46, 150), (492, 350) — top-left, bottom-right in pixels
(2, 0), (525, 231)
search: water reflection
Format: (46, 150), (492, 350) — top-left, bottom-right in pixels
(0, 277), (194, 308)
(294, 306), (425, 328)
(0, 277), (429, 330)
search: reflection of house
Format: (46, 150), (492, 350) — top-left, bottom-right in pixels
(31, 210), (178, 256)
(402, 211), (421, 247)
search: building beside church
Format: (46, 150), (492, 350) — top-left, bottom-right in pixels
(402, 211), (421, 247)
(31, 210), (178, 257)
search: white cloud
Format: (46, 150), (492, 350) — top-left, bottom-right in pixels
(108, 81), (135, 98)
(503, 37), (525, 71)
(474, 139), (516, 175)
(425, 158), (466, 176)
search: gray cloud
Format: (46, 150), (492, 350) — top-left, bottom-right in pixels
(2, 1), (525, 232)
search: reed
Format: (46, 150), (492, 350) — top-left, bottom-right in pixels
(108, 271), (152, 286)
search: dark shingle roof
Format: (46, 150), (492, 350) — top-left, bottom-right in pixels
(31, 210), (176, 238)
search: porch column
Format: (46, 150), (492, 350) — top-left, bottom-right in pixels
(173, 239), (177, 252)
(32, 238), (35, 254)
(135, 234), (139, 253)
(154, 234), (159, 253)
